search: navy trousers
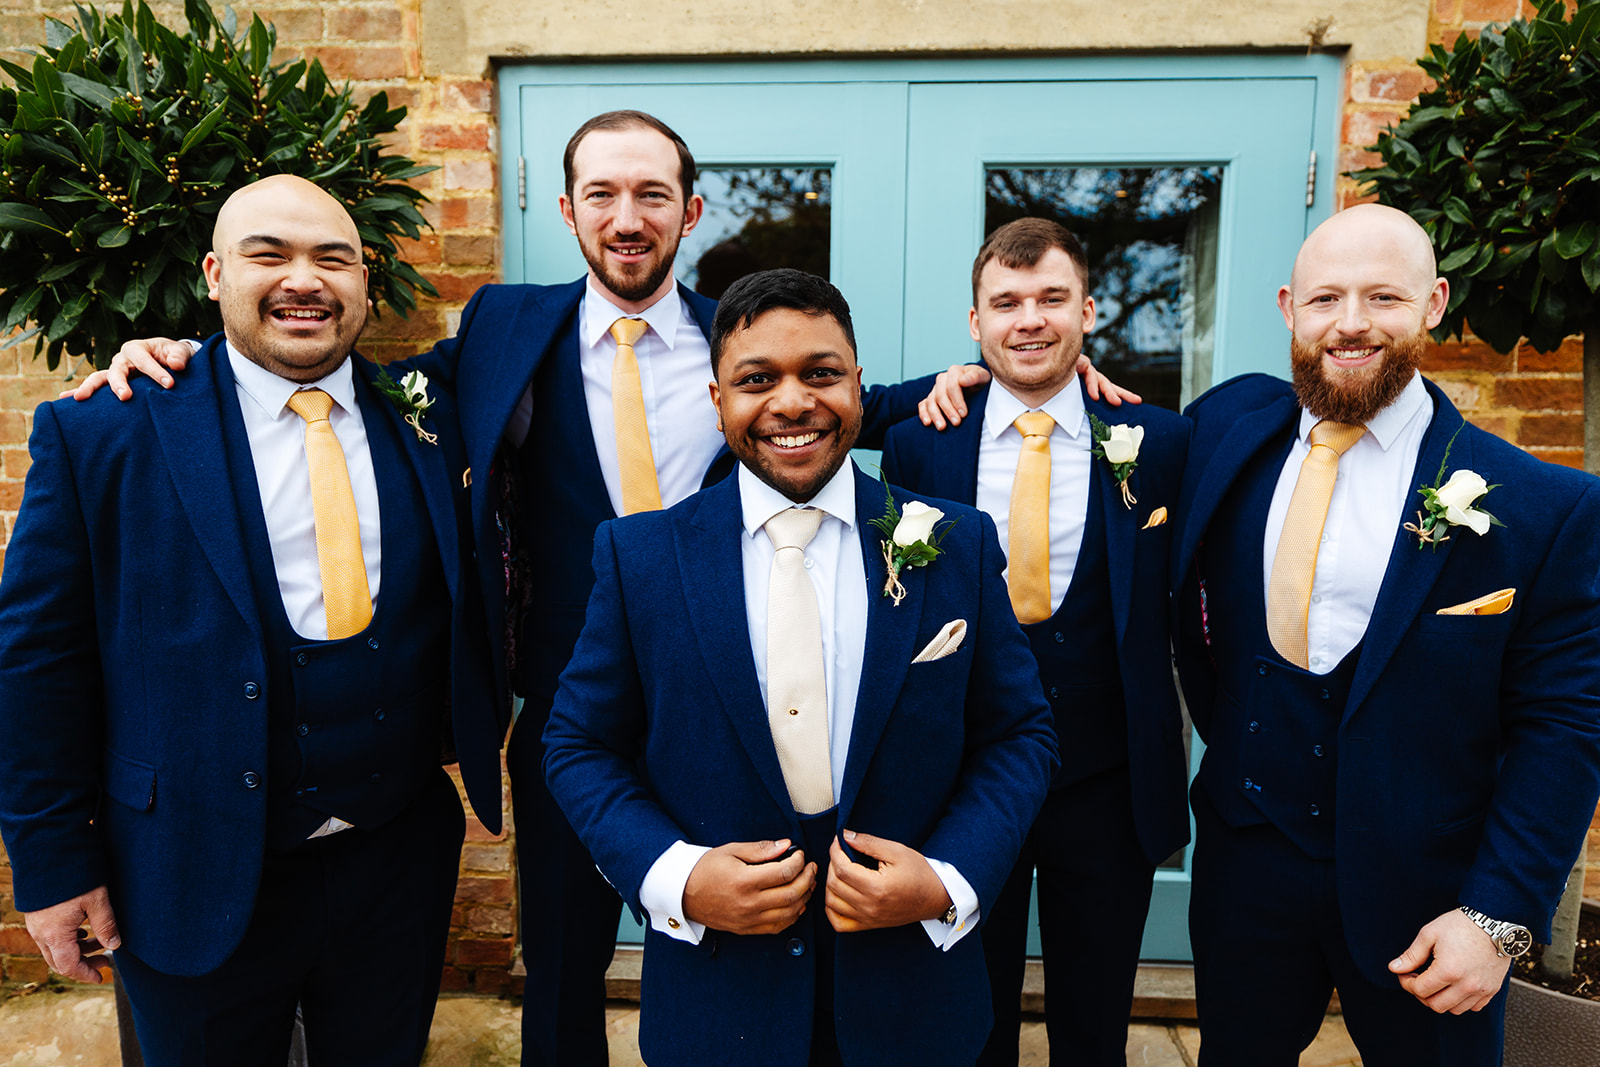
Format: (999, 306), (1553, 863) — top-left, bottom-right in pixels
(977, 766), (1156, 1067)
(1189, 789), (1508, 1067)
(115, 769), (465, 1067)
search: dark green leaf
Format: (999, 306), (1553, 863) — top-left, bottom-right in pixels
(97, 224), (131, 247)
(1554, 221), (1597, 259)
(1439, 243), (1481, 272)
(0, 203), (65, 237)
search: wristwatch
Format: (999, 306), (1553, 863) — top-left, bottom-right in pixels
(1459, 905), (1534, 958)
(940, 902), (959, 925)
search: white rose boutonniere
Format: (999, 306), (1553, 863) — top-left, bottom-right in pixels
(868, 476), (956, 605)
(1404, 422), (1503, 549)
(1088, 413), (1143, 509)
(375, 368), (439, 444)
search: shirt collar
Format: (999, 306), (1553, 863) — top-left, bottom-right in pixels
(581, 276), (685, 352)
(1296, 370), (1429, 451)
(740, 457), (859, 538)
(983, 377), (1088, 444)
(226, 341), (357, 420)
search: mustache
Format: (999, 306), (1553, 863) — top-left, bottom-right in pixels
(261, 294), (341, 315)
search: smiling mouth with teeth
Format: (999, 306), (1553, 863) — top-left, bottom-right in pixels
(1011, 341), (1055, 351)
(273, 308), (332, 321)
(767, 431), (821, 449)
(1327, 345), (1380, 361)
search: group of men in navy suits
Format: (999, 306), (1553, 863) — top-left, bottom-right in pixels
(3, 102), (1599, 1067)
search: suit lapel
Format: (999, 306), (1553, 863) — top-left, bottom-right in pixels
(1175, 393), (1300, 590)
(838, 467), (928, 821)
(149, 341), (264, 646)
(353, 359), (459, 599)
(1346, 384), (1464, 717)
(678, 477), (803, 832)
(1084, 390), (1138, 645)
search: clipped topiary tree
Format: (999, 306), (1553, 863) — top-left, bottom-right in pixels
(1352, 0), (1600, 473)
(1353, 0), (1599, 984)
(0, 0), (437, 370)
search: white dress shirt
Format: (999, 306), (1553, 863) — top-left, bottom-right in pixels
(638, 460), (979, 950)
(505, 278), (724, 512)
(978, 381), (1093, 616)
(227, 345), (381, 639)
(1262, 371), (1431, 674)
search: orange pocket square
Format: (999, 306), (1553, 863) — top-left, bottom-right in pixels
(1436, 588), (1515, 616)
(1141, 506), (1168, 530)
(462, 468), (472, 488)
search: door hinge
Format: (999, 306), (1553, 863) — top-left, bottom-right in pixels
(1306, 150), (1317, 208)
(517, 156), (527, 211)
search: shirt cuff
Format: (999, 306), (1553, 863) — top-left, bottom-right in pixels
(639, 840), (711, 945)
(184, 338), (202, 353)
(921, 857), (980, 951)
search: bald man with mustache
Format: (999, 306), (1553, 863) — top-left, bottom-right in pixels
(1171, 204), (1600, 1065)
(0, 175), (502, 1065)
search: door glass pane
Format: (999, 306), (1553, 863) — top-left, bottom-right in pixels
(678, 167), (832, 298)
(985, 167), (1222, 411)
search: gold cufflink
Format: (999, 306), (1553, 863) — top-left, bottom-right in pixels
(667, 917), (680, 930)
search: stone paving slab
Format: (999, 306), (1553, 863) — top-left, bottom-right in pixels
(0, 987), (1361, 1065)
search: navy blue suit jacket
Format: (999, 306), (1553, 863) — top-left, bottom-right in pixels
(541, 465), (1058, 1067)
(881, 382), (1192, 865)
(1173, 373), (1600, 981)
(0, 338), (500, 976)
(398, 278), (938, 709)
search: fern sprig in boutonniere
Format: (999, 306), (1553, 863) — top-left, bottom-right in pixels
(1088, 413), (1143, 509)
(374, 368), (438, 445)
(1403, 421), (1502, 550)
(868, 474), (956, 606)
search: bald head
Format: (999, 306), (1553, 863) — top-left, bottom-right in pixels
(1289, 203), (1438, 299)
(203, 175), (370, 382)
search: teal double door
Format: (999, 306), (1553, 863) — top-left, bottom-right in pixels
(500, 56), (1340, 962)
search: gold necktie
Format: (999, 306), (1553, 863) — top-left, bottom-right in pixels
(286, 389), (372, 640)
(610, 317), (662, 515)
(1008, 411), (1056, 625)
(1266, 419), (1366, 668)
(764, 507), (834, 815)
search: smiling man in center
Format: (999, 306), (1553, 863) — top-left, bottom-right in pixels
(542, 268), (1057, 1067)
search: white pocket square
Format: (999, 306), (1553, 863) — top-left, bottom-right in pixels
(912, 619), (967, 663)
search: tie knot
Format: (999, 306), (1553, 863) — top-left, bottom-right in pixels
(1308, 420), (1365, 456)
(1014, 411), (1055, 440)
(765, 507), (824, 552)
(287, 388), (334, 424)
(610, 317), (648, 347)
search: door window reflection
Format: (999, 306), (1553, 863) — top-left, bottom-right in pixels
(986, 167), (1222, 411)
(678, 168), (832, 298)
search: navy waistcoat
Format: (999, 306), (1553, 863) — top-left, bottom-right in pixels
(1024, 470), (1126, 790)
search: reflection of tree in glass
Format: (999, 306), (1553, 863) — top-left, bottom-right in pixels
(691, 169), (832, 298)
(986, 167), (1220, 410)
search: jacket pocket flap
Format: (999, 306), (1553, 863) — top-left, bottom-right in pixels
(102, 748), (157, 811)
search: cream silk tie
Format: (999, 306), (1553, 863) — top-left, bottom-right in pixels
(286, 389), (372, 640)
(610, 317), (662, 515)
(764, 507), (834, 815)
(1266, 419), (1366, 669)
(1008, 411), (1056, 625)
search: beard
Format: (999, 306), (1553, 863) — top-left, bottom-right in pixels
(1290, 328), (1427, 425)
(580, 227), (682, 305)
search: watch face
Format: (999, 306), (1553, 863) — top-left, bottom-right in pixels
(1501, 926), (1534, 957)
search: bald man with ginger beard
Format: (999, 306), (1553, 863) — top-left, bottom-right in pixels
(1170, 204), (1600, 1065)
(0, 175), (501, 1065)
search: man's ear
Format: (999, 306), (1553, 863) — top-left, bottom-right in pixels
(709, 380), (724, 432)
(681, 194), (705, 237)
(558, 194), (578, 237)
(1276, 284), (1295, 331)
(203, 252), (223, 302)
(1424, 277), (1449, 330)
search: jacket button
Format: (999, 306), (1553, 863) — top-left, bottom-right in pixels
(1049, 686), (1060, 700)
(1313, 745), (1325, 757)
(1257, 664), (1270, 676)
(295, 652), (308, 667)
(368, 637), (380, 650)
(1248, 721), (1260, 733)
(296, 723), (310, 737)
(1320, 689), (1332, 701)
(787, 938), (805, 957)
(374, 708), (385, 721)
(243, 682), (260, 699)
(1054, 632), (1065, 644)
(1242, 777), (1254, 790)
(242, 772), (260, 789)
(1309, 804), (1321, 816)
(371, 773), (382, 784)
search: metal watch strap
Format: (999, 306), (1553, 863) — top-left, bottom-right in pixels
(941, 902), (958, 925)
(1459, 905), (1532, 958)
